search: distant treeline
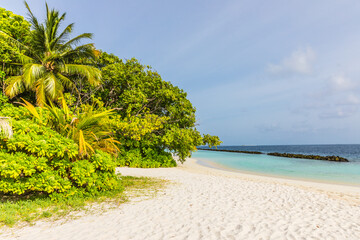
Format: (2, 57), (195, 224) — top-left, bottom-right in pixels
(198, 148), (349, 162)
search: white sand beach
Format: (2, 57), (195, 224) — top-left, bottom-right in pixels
(1, 158), (360, 240)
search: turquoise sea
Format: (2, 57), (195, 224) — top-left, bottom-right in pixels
(193, 145), (360, 186)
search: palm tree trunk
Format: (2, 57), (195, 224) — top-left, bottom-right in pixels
(0, 117), (13, 138)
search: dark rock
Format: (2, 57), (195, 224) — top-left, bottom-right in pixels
(198, 148), (263, 154)
(267, 152), (349, 162)
(197, 148), (349, 162)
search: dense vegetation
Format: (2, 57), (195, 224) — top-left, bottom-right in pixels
(0, 2), (221, 204)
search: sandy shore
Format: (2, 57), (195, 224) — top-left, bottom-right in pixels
(1, 158), (360, 240)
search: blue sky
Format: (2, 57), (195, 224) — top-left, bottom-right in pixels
(2, 0), (360, 145)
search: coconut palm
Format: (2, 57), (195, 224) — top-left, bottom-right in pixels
(2, 2), (101, 106)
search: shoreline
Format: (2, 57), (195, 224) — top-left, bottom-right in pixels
(2, 158), (360, 239)
(180, 158), (360, 204)
(195, 157), (360, 188)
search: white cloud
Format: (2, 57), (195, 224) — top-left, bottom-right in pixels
(267, 47), (316, 75)
(329, 75), (358, 91)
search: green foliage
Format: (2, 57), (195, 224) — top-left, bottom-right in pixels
(0, 2), (221, 178)
(0, 147), (122, 198)
(5, 120), (78, 159)
(117, 148), (176, 168)
(91, 150), (117, 171)
(0, 7), (30, 64)
(0, 70), (5, 80)
(21, 98), (119, 157)
(96, 51), (122, 69)
(99, 56), (221, 164)
(0, 104), (122, 199)
(202, 134), (222, 148)
(0, 7), (30, 94)
(109, 114), (168, 141)
(0, 93), (9, 104)
(0, 8), (30, 44)
(1, 2), (100, 106)
(162, 127), (203, 161)
(100, 58), (196, 126)
(0, 104), (29, 122)
(0, 150), (73, 195)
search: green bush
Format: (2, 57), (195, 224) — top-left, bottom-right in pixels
(0, 103), (29, 121)
(4, 120), (79, 159)
(0, 148), (122, 199)
(117, 148), (176, 168)
(0, 116), (122, 199)
(0, 150), (73, 195)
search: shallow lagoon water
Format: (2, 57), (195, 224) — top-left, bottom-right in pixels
(192, 150), (360, 185)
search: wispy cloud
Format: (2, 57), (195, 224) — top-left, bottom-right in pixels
(298, 74), (360, 119)
(318, 106), (359, 119)
(267, 47), (316, 75)
(256, 123), (281, 132)
(329, 75), (358, 91)
(339, 94), (360, 105)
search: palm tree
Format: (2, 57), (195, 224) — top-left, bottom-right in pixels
(2, 2), (101, 106)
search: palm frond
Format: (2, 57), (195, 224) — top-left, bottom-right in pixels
(76, 109), (114, 131)
(24, 1), (41, 31)
(64, 64), (101, 86)
(5, 76), (25, 98)
(22, 63), (45, 89)
(43, 72), (64, 100)
(35, 78), (46, 107)
(78, 129), (94, 156)
(45, 5), (66, 51)
(60, 43), (97, 61)
(59, 97), (71, 116)
(61, 33), (93, 49)
(20, 98), (43, 124)
(54, 23), (74, 46)
(55, 73), (74, 89)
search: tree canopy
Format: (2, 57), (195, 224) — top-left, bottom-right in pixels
(98, 57), (221, 163)
(0, 7), (30, 93)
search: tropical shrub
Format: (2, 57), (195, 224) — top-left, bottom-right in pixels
(21, 98), (119, 157)
(0, 94), (122, 199)
(0, 122), (122, 199)
(4, 120), (78, 159)
(0, 150), (72, 195)
(0, 148), (122, 199)
(117, 148), (176, 168)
